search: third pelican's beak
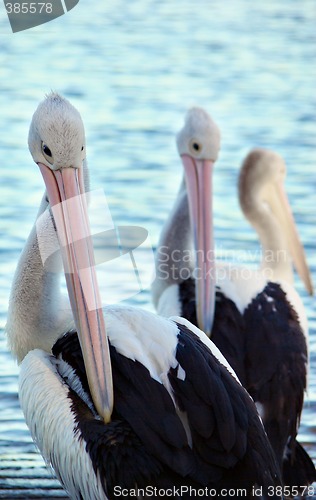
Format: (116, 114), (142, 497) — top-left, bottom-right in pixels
(268, 180), (313, 295)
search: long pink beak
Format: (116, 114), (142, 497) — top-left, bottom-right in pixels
(39, 163), (113, 423)
(181, 155), (215, 336)
(271, 180), (314, 295)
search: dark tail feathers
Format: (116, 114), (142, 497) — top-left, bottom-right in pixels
(283, 439), (316, 488)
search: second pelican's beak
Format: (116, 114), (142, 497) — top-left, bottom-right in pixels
(38, 163), (113, 423)
(181, 154), (215, 336)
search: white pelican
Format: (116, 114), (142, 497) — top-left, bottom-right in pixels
(238, 148), (315, 486)
(152, 108), (315, 488)
(6, 94), (282, 500)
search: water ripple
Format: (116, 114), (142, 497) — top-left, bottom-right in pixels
(0, 0), (315, 497)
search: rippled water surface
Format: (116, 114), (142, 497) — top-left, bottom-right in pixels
(0, 1), (315, 498)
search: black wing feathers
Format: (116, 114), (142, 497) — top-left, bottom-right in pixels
(53, 332), (202, 494)
(244, 283), (308, 461)
(54, 323), (282, 497)
(170, 323), (281, 491)
(179, 279), (246, 384)
(109, 344), (197, 477)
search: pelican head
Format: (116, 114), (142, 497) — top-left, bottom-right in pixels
(29, 93), (113, 422)
(239, 148), (313, 295)
(176, 108), (221, 336)
(176, 107), (221, 161)
(28, 93), (86, 171)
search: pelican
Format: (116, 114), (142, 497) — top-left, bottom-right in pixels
(238, 148), (315, 486)
(152, 108), (246, 378)
(152, 108), (315, 488)
(6, 94), (282, 499)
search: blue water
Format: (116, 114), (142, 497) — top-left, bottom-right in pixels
(0, 1), (315, 497)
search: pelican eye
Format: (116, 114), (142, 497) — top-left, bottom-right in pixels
(81, 146), (84, 151)
(189, 139), (202, 155)
(41, 142), (53, 163)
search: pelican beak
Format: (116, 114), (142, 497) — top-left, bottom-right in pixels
(269, 181), (313, 295)
(181, 154), (216, 336)
(38, 163), (113, 423)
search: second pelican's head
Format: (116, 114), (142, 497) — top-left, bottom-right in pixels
(176, 107), (221, 336)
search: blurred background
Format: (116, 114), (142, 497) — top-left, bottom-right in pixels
(0, 0), (315, 497)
